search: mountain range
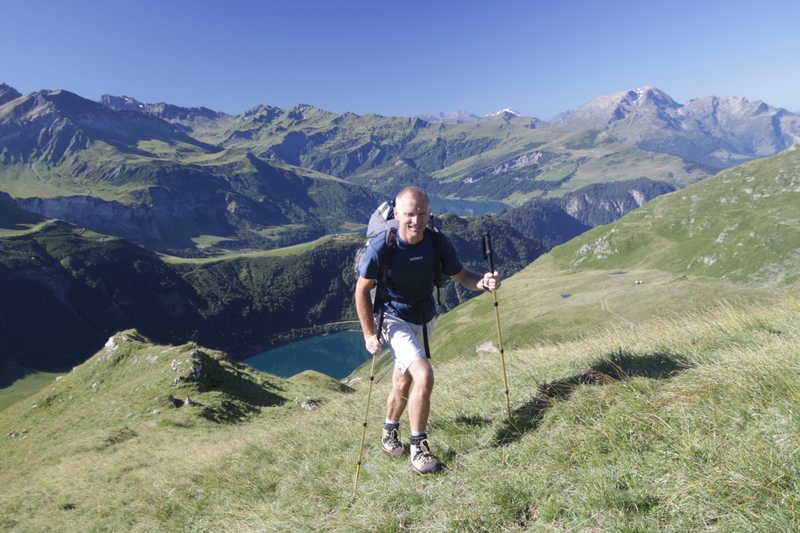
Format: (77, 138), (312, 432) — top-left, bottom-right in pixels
(0, 86), (380, 253)
(2, 82), (798, 256)
(2, 80), (800, 374)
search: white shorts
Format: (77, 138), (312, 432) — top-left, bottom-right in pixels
(380, 314), (435, 374)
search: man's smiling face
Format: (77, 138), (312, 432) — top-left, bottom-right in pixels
(394, 193), (430, 244)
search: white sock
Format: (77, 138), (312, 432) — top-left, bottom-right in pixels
(385, 418), (398, 426)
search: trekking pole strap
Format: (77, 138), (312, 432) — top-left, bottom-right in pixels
(375, 308), (386, 344)
(422, 322), (431, 359)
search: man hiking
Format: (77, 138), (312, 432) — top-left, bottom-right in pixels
(355, 186), (501, 475)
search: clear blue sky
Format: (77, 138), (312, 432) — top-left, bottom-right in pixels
(3, 0), (799, 119)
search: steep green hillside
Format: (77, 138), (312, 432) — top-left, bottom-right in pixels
(551, 146), (800, 287)
(0, 220), (204, 370)
(0, 218), (362, 371)
(2, 293), (799, 531)
(428, 146), (800, 361)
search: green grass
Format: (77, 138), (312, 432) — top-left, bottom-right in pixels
(426, 255), (778, 364)
(160, 233), (357, 265)
(3, 293), (800, 531)
(550, 146), (800, 286)
(0, 219), (52, 237)
(0, 361), (64, 410)
(190, 234), (237, 249)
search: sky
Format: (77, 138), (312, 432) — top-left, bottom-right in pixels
(3, 0), (799, 120)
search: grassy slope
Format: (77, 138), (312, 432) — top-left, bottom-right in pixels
(0, 360), (62, 410)
(428, 145), (800, 361)
(159, 233), (356, 265)
(550, 145), (800, 286)
(2, 295), (799, 531)
(0, 330), (351, 531)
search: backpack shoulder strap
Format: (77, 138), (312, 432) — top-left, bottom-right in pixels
(377, 227), (399, 287)
(425, 228), (444, 306)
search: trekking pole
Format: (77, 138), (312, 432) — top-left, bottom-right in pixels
(483, 232), (512, 419)
(352, 313), (384, 500)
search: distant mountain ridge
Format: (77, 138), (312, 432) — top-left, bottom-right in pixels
(417, 109), (481, 122)
(0, 85), (379, 254)
(557, 85), (800, 170)
(2, 81), (799, 254)
(1, 88), (215, 164)
(100, 94), (232, 130)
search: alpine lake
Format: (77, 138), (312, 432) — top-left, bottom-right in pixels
(243, 331), (367, 379)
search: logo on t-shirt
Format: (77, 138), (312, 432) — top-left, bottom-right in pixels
(409, 256), (423, 262)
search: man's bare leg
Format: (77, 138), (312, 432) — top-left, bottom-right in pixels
(386, 366), (412, 422)
(406, 358), (434, 434)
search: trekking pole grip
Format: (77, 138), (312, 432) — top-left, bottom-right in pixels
(483, 232), (495, 274)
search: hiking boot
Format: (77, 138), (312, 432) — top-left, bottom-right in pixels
(381, 425), (405, 458)
(410, 439), (442, 475)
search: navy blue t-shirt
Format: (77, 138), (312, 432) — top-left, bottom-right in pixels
(358, 230), (462, 324)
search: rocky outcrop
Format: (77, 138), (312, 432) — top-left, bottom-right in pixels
(560, 178), (676, 227)
(15, 189), (236, 251)
(498, 178), (674, 247)
(100, 94), (230, 128)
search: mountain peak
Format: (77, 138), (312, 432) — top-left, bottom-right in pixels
(100, 94), (146, 110)
(583, 85), (679, 114)
(488, 108), (520, 117)
(416, 110), (480, 122)
(0, 83), (22, 106)
(100, 94), (227, 124)
(241, 104), (284, 124)
(558, 85), (680, 130)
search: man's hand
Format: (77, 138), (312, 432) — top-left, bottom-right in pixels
(477, 270), (501, 291)
(364, 334), (383, 355)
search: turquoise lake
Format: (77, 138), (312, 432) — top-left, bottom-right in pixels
(243, 331), (368, 379)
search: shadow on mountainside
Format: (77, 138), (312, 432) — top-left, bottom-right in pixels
(190, 351), (287, 423)
(491, 350), (693, 446)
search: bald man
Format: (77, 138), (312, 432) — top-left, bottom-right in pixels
(355, 186), (501, 475)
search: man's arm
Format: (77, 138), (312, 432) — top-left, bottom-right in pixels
(452, 268), (501, 292)
(355, 276), (382, 355)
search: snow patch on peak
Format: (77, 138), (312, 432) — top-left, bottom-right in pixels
(488, 108), (520, 117)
